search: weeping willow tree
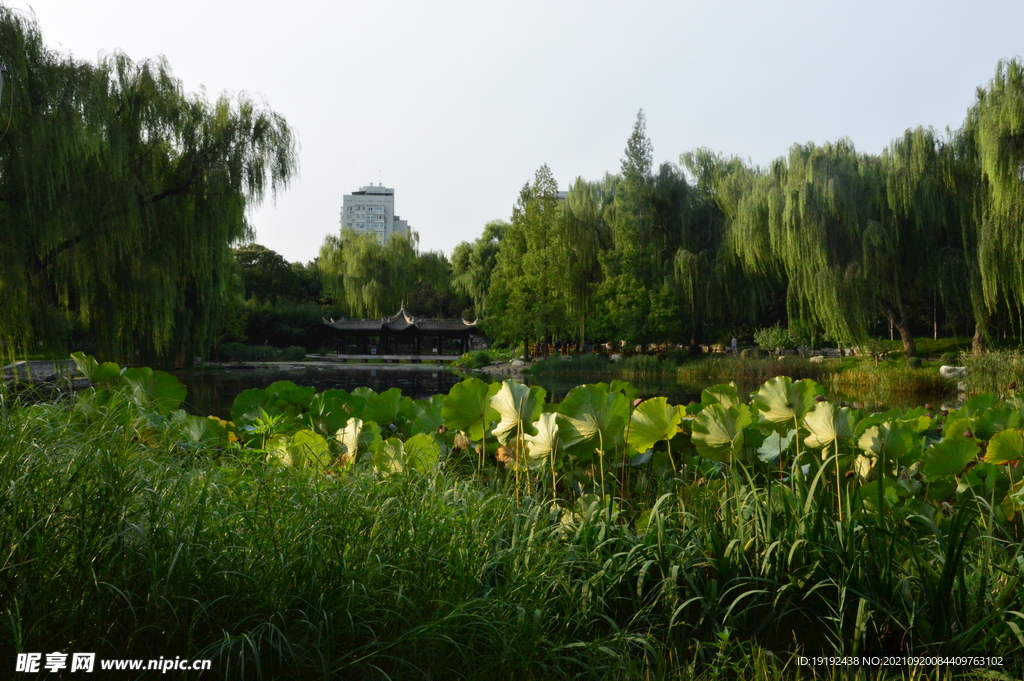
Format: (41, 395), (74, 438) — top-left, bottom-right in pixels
(722, 141), (888, 350)
(561, 176), (613, 341)
(968, 58), (1024, 351)
(0, 9), (296, 365)
(881, 127), (973, 352)
(676, 149), (778, 346)
(450, 219), (507, 317)
(319, 230), (418, 318)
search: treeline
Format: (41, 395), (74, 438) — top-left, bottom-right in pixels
(223, 237), (468, 354)
(454, 61), (1024, 357)
(0, 9), (295, 367)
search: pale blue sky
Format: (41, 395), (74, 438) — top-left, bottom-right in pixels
(6, 1), (1024, 262)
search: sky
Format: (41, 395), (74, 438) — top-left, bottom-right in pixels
(5, 1), (1024, 263)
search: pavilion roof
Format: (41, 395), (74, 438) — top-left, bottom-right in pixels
(324, 306), (478, 333)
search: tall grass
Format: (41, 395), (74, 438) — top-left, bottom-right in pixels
(0, 389), (1020, 679)
(825, 366), (950, 404)
(961, 349), (1024, 396)
(676, 355), (837, 384)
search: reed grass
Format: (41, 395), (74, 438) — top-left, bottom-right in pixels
(0, 388), (1019, 679)
(960, 349), (1024, 396)
(825, 366), (951, 403)
(676, 355), (837, 384)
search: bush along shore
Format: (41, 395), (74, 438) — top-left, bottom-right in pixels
(1, 354), (1022, 679)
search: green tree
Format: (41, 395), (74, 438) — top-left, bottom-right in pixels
(0, 10), (296, 365)
(451, 220), (506, 317)
(488, 165), (570, 349)
(234, 244), (298, 302)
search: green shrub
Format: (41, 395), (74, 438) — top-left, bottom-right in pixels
(280, 346), (307, 361)
(453, 350), (493, 369)
(940, 351), (958, 365)
(905, 356), (922, 368)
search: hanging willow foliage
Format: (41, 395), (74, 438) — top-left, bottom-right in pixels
(0, 9), (296, 365)
(973, 58), (1024, 323)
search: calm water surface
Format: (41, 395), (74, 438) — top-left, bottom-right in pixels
(179, 364), (945, 419)
(179, 365), (704, 419)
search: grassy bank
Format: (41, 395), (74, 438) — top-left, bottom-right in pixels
(1, 371), (1022, 679)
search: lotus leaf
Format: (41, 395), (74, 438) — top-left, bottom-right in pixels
(857, 422), (917, 464)
(373, 438), (406, 475)
(756, 429), (795, 465)
(972, 406), (1019, 441)
(120, 367), (186, 415)
(71, 352), (121, 384)
(304, 389), (364, 437)
(701, 383), (742, 409)
(336, 418), (364, 467)
(524, 412), (561, 470)
(490, 380), (545, 445)
(691, 402), (751, 462)
(265, 381), (316, 408)
(752, 376), (822, 427)
(558, 383), (629, 449)
(627, 397), (683, 453)
(404, 433), (441, 473)
(921, 436), (980, 478)
(442, 378), (500, 441)
(362, 388), (404, 426)
(803, 402), (855, 450)
(984, 428), (1024, 464)
(288, 429), (332, 468)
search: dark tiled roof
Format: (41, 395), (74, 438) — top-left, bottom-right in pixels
(325, 306), (478, 333)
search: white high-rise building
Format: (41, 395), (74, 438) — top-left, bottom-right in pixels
(340, 184), (412, 243)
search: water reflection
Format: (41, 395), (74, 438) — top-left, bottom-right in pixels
(179, 364), (947, 420)
(180, 366), (464, 419)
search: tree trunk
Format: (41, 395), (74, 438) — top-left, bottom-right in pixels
(972, 324), (986, 356)
(882, 302), (917, 358)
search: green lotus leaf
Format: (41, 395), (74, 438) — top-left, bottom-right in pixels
(411, 394), (445, 435)
(404, 432), (441, 473)
(973, 406), (1019, 441)
(921, 436), (980, 478)
(752, 376), (822, 427)
(358, 421), (382, 462)
(170, 411), (228, 448)
(442, 378), (500, 441)
(628, 397), (683, 453)
(701, 383), (742, 409)
(265, 381), (316, 408)
(857, 422), (917, 464)
(985, 428), (1024, 464)
(756, 428), (795, 464)
(70, 352), (121, 384)
(557, 383), (629, 454)
(490, 379), (546, 445)
(120, 367), (187, 415)
(803, 401), (855, 450)
(691, 402), (751, 462)
(288, 429), (331, 468)
(266, 434), (293, 466)
(303, 389), (364, 437)
(362, 387), (404, 426)
(373, 438), (405, 475)
(608, 380), (639, 405)
(231, 388), (279, 428)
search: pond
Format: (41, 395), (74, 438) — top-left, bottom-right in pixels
(178, 362), (952, 420)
